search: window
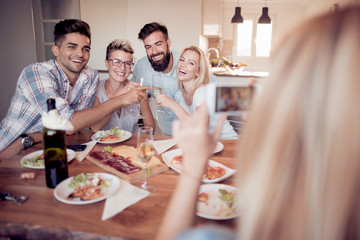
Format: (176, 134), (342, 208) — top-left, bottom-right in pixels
(236, 18), (273, 57)
(256, 24), (272, 57)
(236, 20), (253, 56)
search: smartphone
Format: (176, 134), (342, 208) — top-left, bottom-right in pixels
(206, 82), (255, 114)
(67, 144), (87, 152)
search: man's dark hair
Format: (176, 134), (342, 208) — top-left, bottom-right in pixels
(138, 22), (168, 41)
(54, 19), (91, 46)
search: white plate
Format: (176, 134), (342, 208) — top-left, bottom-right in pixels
(53, 173), (120, 205)
(161, 148), (236, 183)
(197, 184), (239, 220)
(91, 130), (132, 144)
(20, 149), (76, 169)
(213, 142), (224, 154)
(202, 161), (237, 184)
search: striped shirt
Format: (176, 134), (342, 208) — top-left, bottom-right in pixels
(0, 59), (99, 151)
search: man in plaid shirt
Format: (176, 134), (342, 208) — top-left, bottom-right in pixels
(0, 19), (147, 159)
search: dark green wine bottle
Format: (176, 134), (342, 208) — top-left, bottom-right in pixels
(42, 98), (68, 188)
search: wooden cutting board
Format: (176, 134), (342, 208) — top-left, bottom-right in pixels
(85, 144), (169, 184)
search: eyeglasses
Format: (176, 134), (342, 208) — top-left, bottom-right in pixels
(108, 59), (134, 69)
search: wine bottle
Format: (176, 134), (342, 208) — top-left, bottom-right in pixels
(42, 98), (68, 188)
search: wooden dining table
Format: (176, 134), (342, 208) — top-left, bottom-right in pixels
(0, 129), (239, 240)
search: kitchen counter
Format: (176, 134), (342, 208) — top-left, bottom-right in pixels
(211, 67), (268, 84)
(211, 67), (269, 78)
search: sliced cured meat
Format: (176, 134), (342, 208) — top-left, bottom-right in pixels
(89, 151), (141, 174)
(89, 151), (113, 161)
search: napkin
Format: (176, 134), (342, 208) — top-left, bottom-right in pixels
(75, 140), (97, 161)
(151, 139), (177, 155)
(102, 180), (150, 221)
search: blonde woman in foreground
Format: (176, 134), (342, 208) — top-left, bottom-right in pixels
(156, 5), (360, 240)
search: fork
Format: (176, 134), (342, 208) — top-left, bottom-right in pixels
(0, 192), (29, 205)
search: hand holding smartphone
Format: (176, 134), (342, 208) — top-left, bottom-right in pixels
(206, 83), (255, 114)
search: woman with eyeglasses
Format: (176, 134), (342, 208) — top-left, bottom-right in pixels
(90, 39), (155, 133)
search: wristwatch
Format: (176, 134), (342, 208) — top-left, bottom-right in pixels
(20, 134), (34, 150)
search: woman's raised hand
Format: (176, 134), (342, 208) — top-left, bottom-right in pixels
(172, 102), (225, 178)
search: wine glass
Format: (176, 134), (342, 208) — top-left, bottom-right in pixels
(151, 74), (165, 115)
(123, 77), (145, 119)
(134, 77), (145, 119)
(137, 126), (156, 192)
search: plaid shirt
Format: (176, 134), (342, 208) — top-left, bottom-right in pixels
(0, 60), (99, 151)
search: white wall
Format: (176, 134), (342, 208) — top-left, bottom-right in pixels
(80, 0), (128, 71)
(0, 0), (37, 119)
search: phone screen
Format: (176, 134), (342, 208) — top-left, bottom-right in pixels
(215, 86), (253, 113)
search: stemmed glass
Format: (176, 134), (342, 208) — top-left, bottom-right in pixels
(134, 77), (145, 119)
(151, 74), (165, 115)
(123, 77), (145, 119)
(137, 126), (156, 192)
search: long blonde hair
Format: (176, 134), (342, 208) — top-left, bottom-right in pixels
(237, 6), (360, 240)
(177, 46), (210, 94)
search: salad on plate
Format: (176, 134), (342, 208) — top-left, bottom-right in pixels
(53, 172), (121, 205)
(67, 173), (111, 201)
(91, 127), (131, 144)
(197, 184), (239, 220)
(20, 149), (75, 169)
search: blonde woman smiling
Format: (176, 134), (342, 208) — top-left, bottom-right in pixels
(155, 46), (238, 139)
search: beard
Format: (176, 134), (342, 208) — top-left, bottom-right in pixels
(148, 48), (171, 72)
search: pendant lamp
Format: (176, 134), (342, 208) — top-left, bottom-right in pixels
(231, 0), (244, 23)
(258, 0), (271, 24)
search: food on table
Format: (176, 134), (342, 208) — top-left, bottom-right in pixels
(100, 134), (121, 142)
(222, 57), (247, 69)
(89, 151), (141, 174)
(21, 172), (36, 180)
(67, 173), (110, 201)
(218, 189), (236, 216)
(21, 151), (72, 168)
(205, 166), (226, 180)
(21, 153), (44, 167)
(97, 127), (126, 142)
(104, 146), (112, 153)
(198, 192), (209, 205)
(110, 145), (162, 168)
(170, 155), (227, 180)
(198, 188), (237, 217)
(171, 155), (184, 166)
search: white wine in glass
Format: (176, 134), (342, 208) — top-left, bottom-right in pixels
(137, 126), (155, 192)
(134, 77), (145, 119)
(152, 87), (163, 97)
(151, 74), (165, 115)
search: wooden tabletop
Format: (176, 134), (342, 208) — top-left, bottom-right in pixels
(0, 129), (239, 240)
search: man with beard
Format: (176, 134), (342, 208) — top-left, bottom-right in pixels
(132, 22), (218, 136)
(0, 19), (147, 159)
